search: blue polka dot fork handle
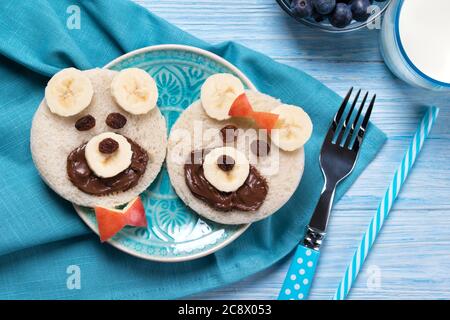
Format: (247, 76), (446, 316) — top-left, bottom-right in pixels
(278, 88), (376, 300)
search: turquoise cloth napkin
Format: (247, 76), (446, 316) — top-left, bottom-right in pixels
(0, 0), (386, 299)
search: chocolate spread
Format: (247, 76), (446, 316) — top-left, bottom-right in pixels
(67, 138), (148, 196)
(184, 150), (268, 212)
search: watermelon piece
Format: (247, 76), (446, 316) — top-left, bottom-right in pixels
(228, 93), (253, 117)
(252, 112), (279, 131)
(95, 197), (147, 242)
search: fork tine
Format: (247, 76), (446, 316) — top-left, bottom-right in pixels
(359, 94), (376, 136)
(332, 87), (353, 129)
(336, 89), (361, 145)
(344, 89), (361, 125)
(352, 94), (376, 152)
(343, 91), (368, 148)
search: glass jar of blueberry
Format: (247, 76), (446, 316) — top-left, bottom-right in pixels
(276, 0), (391, 32)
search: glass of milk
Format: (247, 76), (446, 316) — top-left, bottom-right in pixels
(380, 0), (450, 90)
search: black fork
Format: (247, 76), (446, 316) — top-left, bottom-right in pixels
(279, 88), (376, 301)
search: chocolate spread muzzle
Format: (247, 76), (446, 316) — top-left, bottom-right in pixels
(185, 149), (268, 212)
(67, 137), (148, 196)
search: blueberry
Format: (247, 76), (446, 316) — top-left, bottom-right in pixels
(291, 0), (313, 18)
(312, 0), (336, 15)
(312, 11), (326, 22)
(351, 0), (371, 22)
(330, 3), (353, 28)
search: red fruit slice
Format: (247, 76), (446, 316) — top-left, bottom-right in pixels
(124, 197), (147, 227)
(95, 208), (126, 242)
(229, 93), (280, 130)
(228, 93), (253, 117)
(95, 197), (147, 242)
(252, 112), (279, 131)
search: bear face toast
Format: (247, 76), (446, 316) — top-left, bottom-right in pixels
(31, 68), (167, 208)
(167, 74), (313, 225)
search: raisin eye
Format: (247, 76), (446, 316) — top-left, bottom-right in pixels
(220, 125), (238, 143)
(106, 112), (127, 129)
(75, 115), (96, 131)
(251, 140), (270, 157)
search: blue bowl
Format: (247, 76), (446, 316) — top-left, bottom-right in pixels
(276, 0), (392, 33)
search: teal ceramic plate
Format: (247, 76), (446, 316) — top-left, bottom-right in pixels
(74, 45), (255, 262)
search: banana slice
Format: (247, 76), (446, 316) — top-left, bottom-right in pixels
(85, 132), (133, 178)
(45, 68), (94, 117)
(201, 73), (245, 121)
(271, 104), (313, 151)
(111, 68), (158, 115)
(203, 146), (250, 192)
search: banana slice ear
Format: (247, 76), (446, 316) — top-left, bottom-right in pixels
(111, 68), (159, 115)
(200, 73), (245, 121)
(45, 68), (94, 117)
(270, 104), (313, 151)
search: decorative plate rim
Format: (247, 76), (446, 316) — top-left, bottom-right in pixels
(73, 44), (256, 263)
(104, 44), (257, 90)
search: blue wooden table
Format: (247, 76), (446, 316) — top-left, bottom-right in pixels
(135, 0), (450, 300)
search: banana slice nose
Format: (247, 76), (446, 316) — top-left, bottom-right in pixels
(84, 132), (133, 178)
(203, 146), (250, 193)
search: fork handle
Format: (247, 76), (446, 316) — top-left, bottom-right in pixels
(278, 245), (320, 300)
(308, 184), (337, 232)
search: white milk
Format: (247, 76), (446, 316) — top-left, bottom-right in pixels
(398, 0), (450, 84)
(380, 0), (450, 90)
